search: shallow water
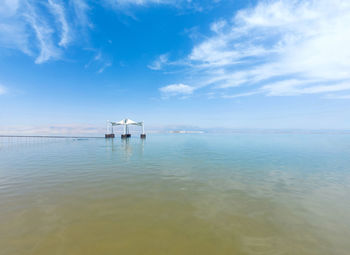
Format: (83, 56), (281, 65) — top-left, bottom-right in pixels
(1, 134), (350, 255)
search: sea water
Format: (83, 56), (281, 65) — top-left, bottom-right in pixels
(1, 134), (350, 255)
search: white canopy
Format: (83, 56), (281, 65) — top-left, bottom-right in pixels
(111, 118), (143, 126)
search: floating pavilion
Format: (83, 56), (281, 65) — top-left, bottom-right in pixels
(105, 118), (146, 139)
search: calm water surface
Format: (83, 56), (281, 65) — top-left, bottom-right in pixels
(1, 134), (350, 255)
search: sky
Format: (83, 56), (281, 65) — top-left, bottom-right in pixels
(0, 0), (350, 134)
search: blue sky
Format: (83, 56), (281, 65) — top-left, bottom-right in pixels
(1, 0), (350, 134)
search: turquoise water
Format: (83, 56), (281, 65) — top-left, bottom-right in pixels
(1, 134), (350, 254)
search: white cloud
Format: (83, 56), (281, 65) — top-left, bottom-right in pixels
(148, 54), (169, 70)
(261, 80), (350, 96)
(165, 0), (350, 98)
(159, 83), (195, 97)
(222, 91), (260, 98)
(210, 19), (226, 33)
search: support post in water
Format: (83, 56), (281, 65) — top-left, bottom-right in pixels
(141, 122), (146, 138)
(105, 120), (115, 138)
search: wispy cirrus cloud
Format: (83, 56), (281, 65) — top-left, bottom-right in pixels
(0, 0), (91, 64)
(0, 0), (31, 55)
(48, 0), (70, 47)
(97, 61), (112, 73)
(70, 0), (92, 29)
(24, 2), (61, 64)
(158, 0), (350, 98)
(102, 0), (212, 10)
(84, 49), (113, 74)
(0, 0), (204, 65)
(148, 54), (169, 70)
(104, 0), (173, 7)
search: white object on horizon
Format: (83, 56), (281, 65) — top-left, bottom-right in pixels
(169, 130), (204, 134)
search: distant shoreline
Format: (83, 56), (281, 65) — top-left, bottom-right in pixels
(2, 129), (350, 138)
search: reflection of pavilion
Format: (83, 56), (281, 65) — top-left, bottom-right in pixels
(105, 118), (146, 139)
(122, 138), (145, 159)
(105, 136), (145, 160)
